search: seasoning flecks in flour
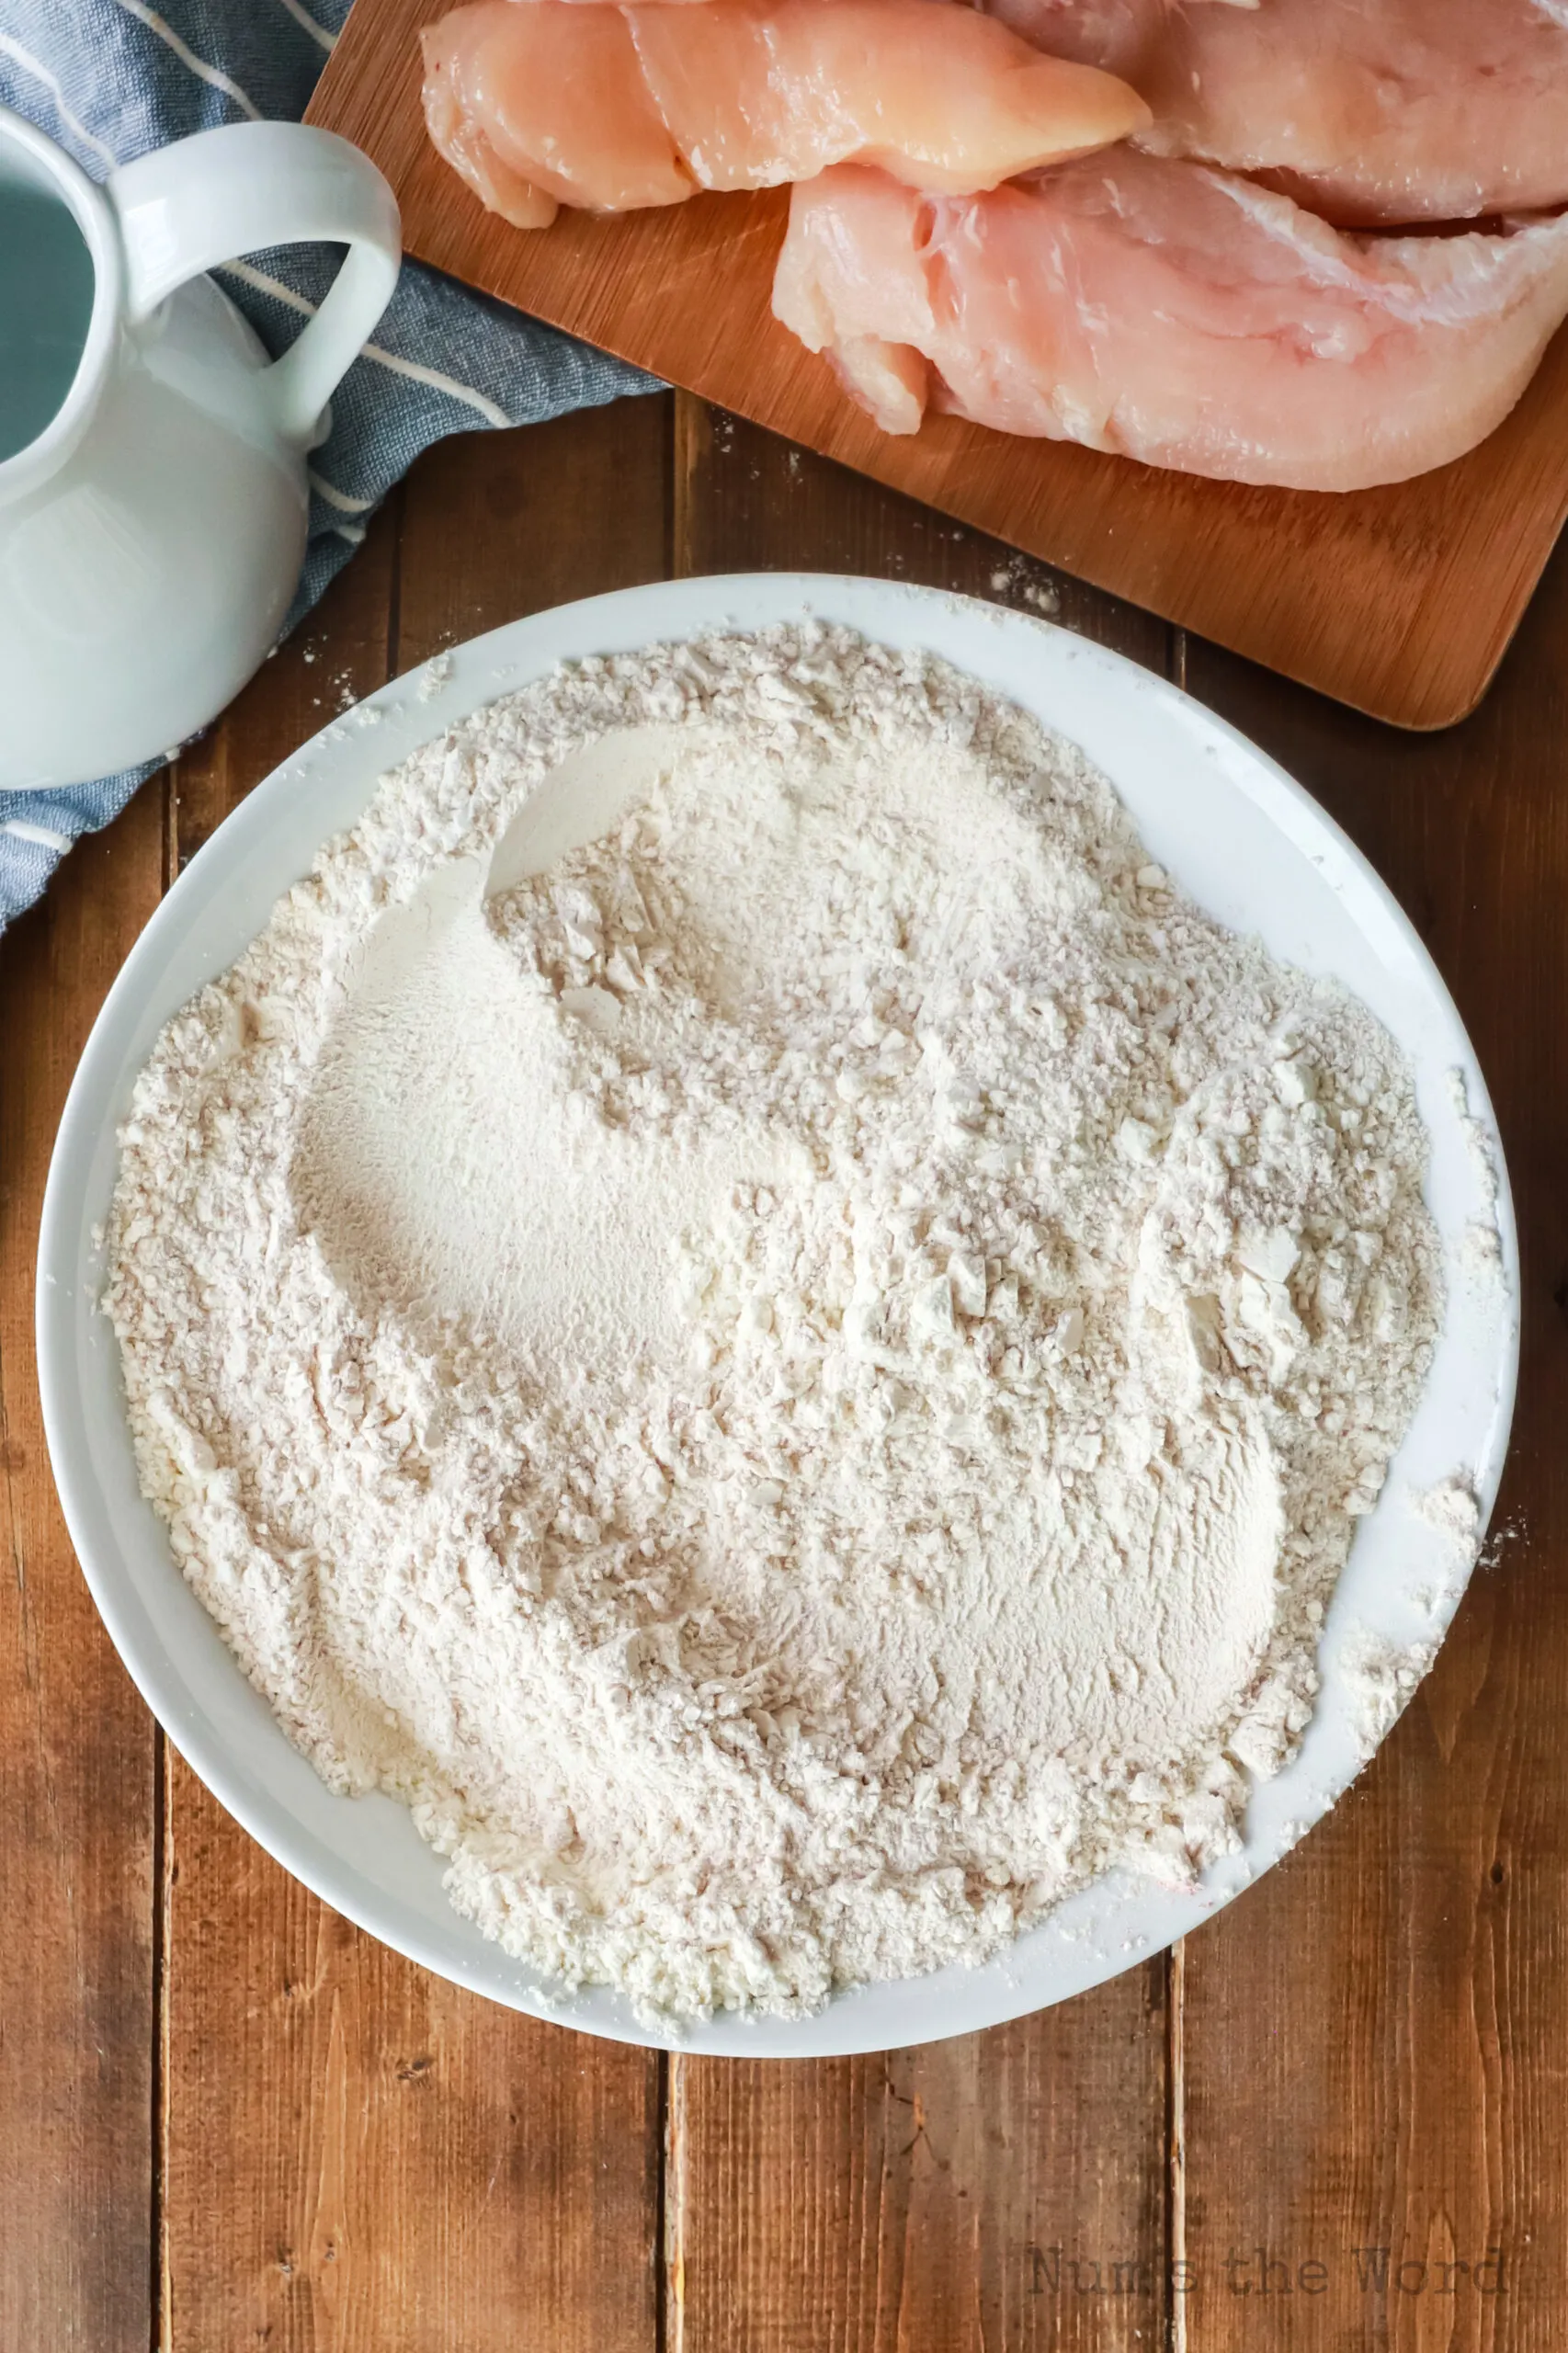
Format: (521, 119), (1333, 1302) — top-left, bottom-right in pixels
(105, 627), (1441, 2022)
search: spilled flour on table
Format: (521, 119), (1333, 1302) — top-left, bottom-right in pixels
(105, 627), (1442, 2021)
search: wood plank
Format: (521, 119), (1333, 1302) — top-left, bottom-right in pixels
(671, 395), (1165, 665)
(165, 1773), (663, 2353)
(305, 0), (1568, 729)
(672, 2013), (1172, 2353)
(669, 399), (1172, 2353)
(0, 788), (165, 2351)
(160, 396), (673, 2353)
(1174, 544), (1568, 2348)
(393, 402), (673, 648)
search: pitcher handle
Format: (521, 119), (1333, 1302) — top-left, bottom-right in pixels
(107, 122), (402, 446)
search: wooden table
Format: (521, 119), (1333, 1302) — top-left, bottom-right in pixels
(4, 393), (1566, 2353)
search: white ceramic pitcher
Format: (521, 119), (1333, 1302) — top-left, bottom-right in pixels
(0, 104), (401, 791)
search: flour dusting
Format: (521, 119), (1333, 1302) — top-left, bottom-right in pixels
(1449, 1065), (1506, 1281)
(105, 627), (1442, 2021)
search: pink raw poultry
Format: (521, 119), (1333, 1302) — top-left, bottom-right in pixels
(773, 153), (1568, 489)
(422, 0), (1149, 229)
(983, 0), (1568, 224)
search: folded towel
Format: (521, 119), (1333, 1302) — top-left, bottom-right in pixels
(0, 0), (655, 928)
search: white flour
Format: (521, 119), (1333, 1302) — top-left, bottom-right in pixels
(105, 627), (1441, 2021)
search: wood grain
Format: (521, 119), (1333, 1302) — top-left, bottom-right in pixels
(0, 789), (165, 2350)
(1171, 540), (1568, 2347)
(304, 0), (1568, 730)
(392, 396), (672, 647)
(163, 1772), (662, 2353)
(668, 400), (1174, 2353)
(670, 393), (1166, 668)
(672, 2017), (1170, 2353)
(158, 399), (673, 2353)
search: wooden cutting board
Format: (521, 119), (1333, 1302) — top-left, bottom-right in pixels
(306, 0), (1568, 728)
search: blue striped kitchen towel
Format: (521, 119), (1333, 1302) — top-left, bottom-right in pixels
(0, 0), (656, 929)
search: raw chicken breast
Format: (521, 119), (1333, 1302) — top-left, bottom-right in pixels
(421, 0), (1149, 228)
(773, 154), (1568, 490)
(424, 4), (683, 225)
(985, 0), (1568, 224)
(421, 0), (1143, 228)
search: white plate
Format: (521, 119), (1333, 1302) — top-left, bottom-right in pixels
(37, 574), (1518, 2058)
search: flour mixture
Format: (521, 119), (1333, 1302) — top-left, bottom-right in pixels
(105, 627), (1441, 2020)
